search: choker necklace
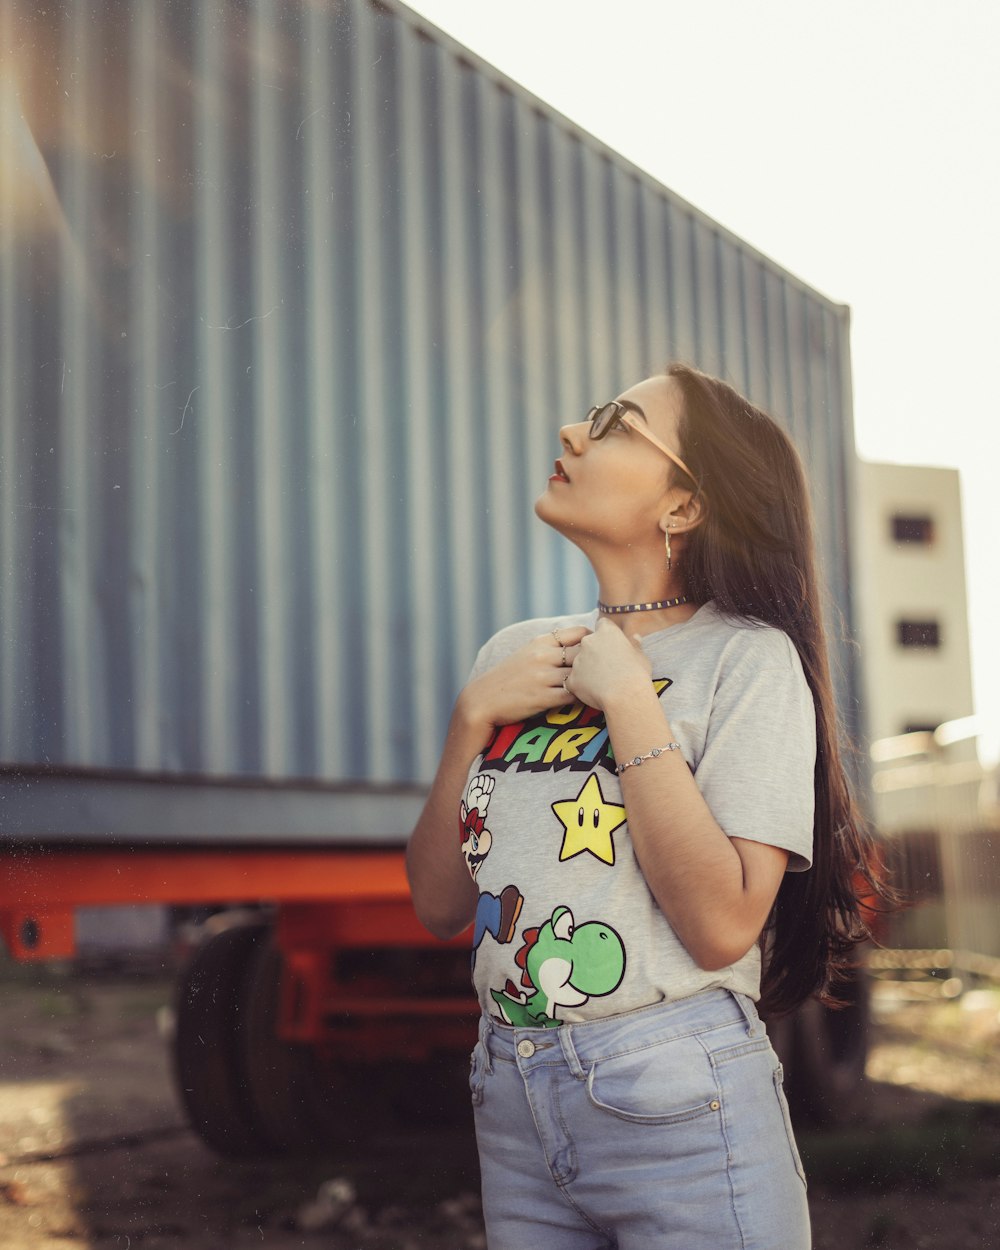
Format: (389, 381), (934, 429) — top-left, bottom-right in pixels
(597, 595), (690, 615)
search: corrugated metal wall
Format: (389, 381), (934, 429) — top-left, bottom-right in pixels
(0, 0), (856, 795)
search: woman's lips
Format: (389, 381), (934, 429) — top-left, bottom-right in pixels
(549, 459), (570, 484)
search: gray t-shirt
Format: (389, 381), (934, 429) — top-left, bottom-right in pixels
(459, 601), (816, 1027)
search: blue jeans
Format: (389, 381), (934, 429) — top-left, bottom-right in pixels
(470, 988), (810, 1249)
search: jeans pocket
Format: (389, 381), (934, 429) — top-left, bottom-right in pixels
(773, 1064), (808, 1187)
(469, 1041), (486, 1106)
(586, 1035), (722, 1125)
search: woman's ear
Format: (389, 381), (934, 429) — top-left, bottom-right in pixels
(660, 488), (707, 536)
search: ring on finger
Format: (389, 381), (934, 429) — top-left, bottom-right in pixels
(551, 628), (562, 645)
(563, 672), (570, 689)
(560, 645), (569, 667)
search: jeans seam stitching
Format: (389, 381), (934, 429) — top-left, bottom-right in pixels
(708, 1043), (748, 1250)
(549, 1075), (578, 1186)
(551, 1076), (615, 1245)
(773, 1066), (809, 1188)
(554, 1179), (615, 1242)
(587, 1102), (718, 1126)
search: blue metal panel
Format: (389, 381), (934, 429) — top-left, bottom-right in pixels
(0, 0), (857, 828)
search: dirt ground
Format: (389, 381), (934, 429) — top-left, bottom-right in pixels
(1, 962), (999, 1249)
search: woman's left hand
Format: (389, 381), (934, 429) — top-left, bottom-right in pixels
(565, 617), (652, 711)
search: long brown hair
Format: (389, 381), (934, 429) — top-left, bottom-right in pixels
(667, 363), (892, 1017)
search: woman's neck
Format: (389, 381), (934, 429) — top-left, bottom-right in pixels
(590, 550), (695, 639)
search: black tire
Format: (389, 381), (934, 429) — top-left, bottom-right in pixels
(239, 937), (350, 1154)
(784, 967), (871, 1127)
(172, 915), (272, 1157)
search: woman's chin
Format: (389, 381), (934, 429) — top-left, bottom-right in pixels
(535, 495), (589, 548)
(534, 490), (559, 525)
(535, 490), (573, 534)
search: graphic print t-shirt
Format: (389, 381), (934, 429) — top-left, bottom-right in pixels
(458, 602), (817, 1028)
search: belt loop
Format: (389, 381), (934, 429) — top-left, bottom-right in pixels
(559, 1024), (586, 1078)
(731, 991), (763, 1037)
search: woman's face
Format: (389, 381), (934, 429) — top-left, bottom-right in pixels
(535, 375), (687, 549)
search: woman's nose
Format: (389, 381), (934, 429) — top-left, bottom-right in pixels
(559, 422), (586, 454)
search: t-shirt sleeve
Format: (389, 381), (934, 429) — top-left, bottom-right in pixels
(692, 630), (816, 871)
(464, 617), (553, 684)
(466, 635), (498, 685)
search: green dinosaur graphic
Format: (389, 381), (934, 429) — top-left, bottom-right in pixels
(490, 905), (626, 1028)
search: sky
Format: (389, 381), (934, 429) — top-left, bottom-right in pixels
(405, 0), (1000, 757)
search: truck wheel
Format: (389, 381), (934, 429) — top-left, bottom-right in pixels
(785, 967), (871, 1127)
(172, 915), (272, 1157)
(239, 937), (349, 1154)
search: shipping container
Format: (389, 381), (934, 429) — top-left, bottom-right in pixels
(0, 0), (863, 1149)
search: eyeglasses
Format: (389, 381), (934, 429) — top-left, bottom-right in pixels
(586, 401), (696, 483)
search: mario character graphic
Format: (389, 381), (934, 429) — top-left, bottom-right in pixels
(461, 773), (523, 969)
(490, 905), (626, 1028)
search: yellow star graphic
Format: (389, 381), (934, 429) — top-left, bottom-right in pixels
(551, 774), (628, 867)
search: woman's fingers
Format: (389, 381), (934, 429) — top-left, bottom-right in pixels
(541, 679), (576, 707)
(546, 625), (590, 670)
(550, 625), (591, 646)
(541, 643), (581, 683)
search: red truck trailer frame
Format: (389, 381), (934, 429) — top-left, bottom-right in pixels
(0, 846), (474, 1051)
(1, 845), (483, 1155)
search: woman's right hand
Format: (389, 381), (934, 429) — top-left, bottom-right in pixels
(457, 625), (592, 734)
(408, 623), (590, 940)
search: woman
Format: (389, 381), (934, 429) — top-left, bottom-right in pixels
(406, 364), (886, 1249)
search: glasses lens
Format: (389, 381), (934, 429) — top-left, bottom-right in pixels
(589, 403), (618, 439)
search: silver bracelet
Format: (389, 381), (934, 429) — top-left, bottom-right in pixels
(615, 742), (681, 776)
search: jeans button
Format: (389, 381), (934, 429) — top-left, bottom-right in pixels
(516, 1039), (536, 1058)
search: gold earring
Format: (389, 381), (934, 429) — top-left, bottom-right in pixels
(665, 525), (672, 571)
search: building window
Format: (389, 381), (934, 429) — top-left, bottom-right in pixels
(896, 620), (941, 648)
(892, 513), (934, 544)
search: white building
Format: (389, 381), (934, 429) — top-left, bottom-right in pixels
(855, 461), (975, 745)
(854, 462), (998, 955)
